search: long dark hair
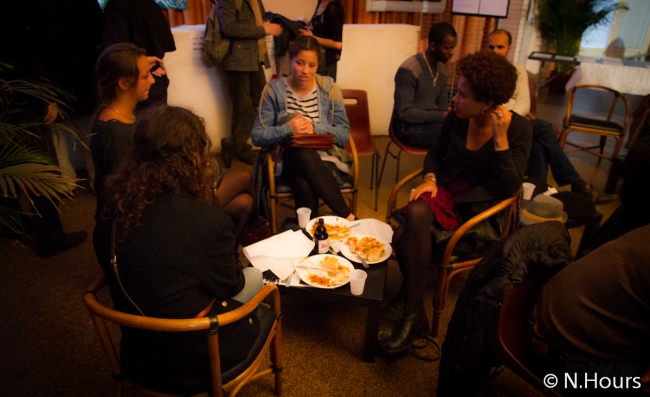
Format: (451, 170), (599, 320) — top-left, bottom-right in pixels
(94, 43), (147, 109)
(103, 105), (219, 243)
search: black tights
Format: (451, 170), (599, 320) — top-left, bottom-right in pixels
(392, 199), (434, 304)
(281, 148), (351, 218)
(217, 170), (254, 248)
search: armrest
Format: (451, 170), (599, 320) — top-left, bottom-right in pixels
(385, 168), (424, 222)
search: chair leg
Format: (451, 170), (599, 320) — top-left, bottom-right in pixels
(430, 269), (448, 338)
(373, 152), (379, 211)
(270, 196), (279, 234)
(558, 126), (569, 150)
(377, 141), (394, 193)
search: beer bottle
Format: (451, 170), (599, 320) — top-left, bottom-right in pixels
(314, 218), (329, 254)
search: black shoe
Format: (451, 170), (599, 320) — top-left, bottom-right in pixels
(575, 184), (617, 205)
(37, 231), (87, 258)
(378, 295), (406, 344)
(382, 302), (429, 355)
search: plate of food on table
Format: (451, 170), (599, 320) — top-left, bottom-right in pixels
(305, 216), (355, 241)
(341, 235), (392, 264)
(294, 254), (354, 289)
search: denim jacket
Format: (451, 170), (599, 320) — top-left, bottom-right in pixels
(251, 74), (350, 148)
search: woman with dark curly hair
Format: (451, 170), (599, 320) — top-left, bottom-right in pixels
(379, 50), (532, 355)
(93, 105), (262, 395)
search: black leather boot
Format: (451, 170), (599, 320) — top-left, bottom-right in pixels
(382, 302), (429, 355)
(378, 295), (406, 345)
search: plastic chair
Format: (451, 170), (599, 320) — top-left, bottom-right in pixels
(559, 84), (630, 162)
(483, 277), (564, 397)
(386, 168), (520, 337)
(266, 138), (359, 234)
(83, 277), (283, 397)
(341, 89), (380, 211)
(377, 120), (428, 193)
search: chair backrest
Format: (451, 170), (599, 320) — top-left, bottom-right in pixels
(565, 84), (631, 128)
(488, 277), (564, 397)
(341, 89), (376, 156)
(83, 277), (281, 397)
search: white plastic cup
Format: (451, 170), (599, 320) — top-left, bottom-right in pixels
(297, 207), (311, 228)
(522, 182), (536, 201)
(349, 269), (368, 296)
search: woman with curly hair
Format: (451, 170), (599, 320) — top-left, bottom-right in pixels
(379, 50), (533, 355)
(92, 105), (262, 395)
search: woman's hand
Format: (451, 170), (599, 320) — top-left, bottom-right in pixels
(299, 28), (313, 37)
(147, 56), (166, 77)
(409, 180), (437, 201)
(490, 104), (511, 151)
(289, 114), (314, 134)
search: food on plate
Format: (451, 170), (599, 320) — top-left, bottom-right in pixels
(305, 256), (350, 287)
(309, 220), (351, 240)
(345, 236), (386, 262)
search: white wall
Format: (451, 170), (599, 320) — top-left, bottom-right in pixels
(262, 0), (318, 22)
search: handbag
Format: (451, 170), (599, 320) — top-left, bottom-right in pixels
(279, 133), (335, 149)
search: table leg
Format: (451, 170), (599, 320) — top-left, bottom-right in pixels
(362, 301), (381, 363)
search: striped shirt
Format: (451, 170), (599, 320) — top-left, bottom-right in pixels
(286, 84), (320, 123)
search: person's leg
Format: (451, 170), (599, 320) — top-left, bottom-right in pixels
(382, 199), (433, 353)
(531, 119), (582, 187)
(231, 267), (264, 303)
(393, 119), (441, 149)
(527, 140), (550, 184)
(217, 170), (254, 247)
(282, 148), (352, 218)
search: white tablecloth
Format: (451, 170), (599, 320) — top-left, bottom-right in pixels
(566, 61), (650, 96)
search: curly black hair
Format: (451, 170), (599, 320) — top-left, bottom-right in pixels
(458, 50), (517, 106)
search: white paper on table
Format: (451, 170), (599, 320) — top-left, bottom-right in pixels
(243, 230), (315, 278)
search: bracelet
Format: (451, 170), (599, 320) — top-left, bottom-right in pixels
(423, 173), (437, 184)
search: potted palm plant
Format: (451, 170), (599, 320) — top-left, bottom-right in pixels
(536, 0), (628, 90)
(1, 62), (79, 239)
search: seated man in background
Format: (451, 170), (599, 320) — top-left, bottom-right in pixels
(391, 22), (457, 149)
(487, 29), (615, 205)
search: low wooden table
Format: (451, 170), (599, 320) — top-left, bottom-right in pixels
(264, 258), (389, 363)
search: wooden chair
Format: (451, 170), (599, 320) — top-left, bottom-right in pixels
(341, 89), (380, 211)
(483, 277), (564, 397)
(377, 120), (428, 190)
(386, 168), (520, 337)
(559, 84), (630, 162)
(266, 138), (359, 234)
(83, 277), (283, 397)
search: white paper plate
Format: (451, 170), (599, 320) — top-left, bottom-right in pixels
(295, 254), (354, 289)
(340, 235), (392, 264)
(305, 216), (354, 241)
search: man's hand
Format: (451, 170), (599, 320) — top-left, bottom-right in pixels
(263, 21), (282, 36)
(299, 28), (313, 37)
(43, 104), (58, 124)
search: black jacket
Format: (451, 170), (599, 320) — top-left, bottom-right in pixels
(437, 221), (571, 397)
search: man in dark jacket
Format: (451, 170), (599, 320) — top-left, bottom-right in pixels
(217, 0), (281, 167)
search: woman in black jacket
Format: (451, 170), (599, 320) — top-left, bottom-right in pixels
(93, 105), (262, 395)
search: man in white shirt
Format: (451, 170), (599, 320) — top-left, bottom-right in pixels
(488, 30), (615, 204)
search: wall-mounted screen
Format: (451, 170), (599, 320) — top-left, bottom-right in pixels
(452, 0), (510, 18)
(366, 0), (447, 14)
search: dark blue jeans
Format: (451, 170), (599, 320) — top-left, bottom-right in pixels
(528, 119), (582, 187)
(393, 119), (442, 150)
